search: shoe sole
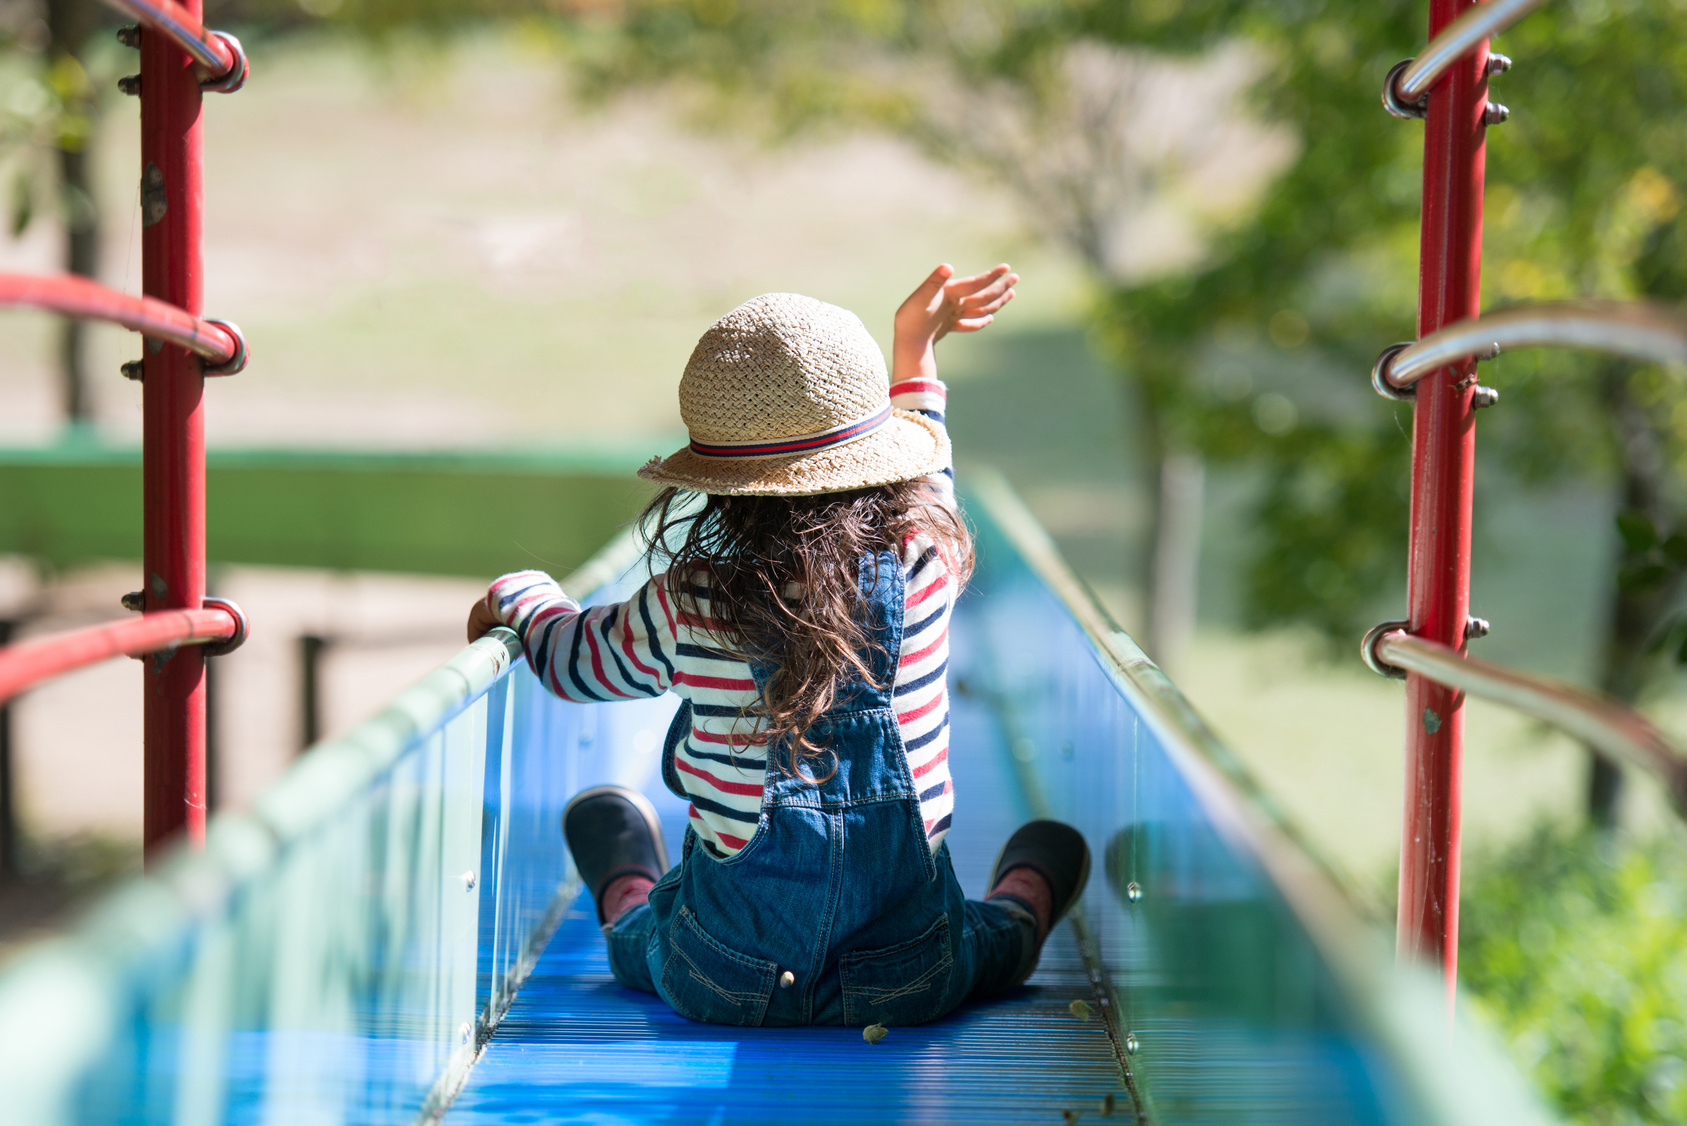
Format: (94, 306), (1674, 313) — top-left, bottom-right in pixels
(988, 832), (1091, 928)
(562, 784), (671, 875)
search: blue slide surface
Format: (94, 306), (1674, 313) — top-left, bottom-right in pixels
(445, 676), (1130, 1124)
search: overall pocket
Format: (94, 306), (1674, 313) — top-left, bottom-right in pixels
(660, 906), (778, 1027)
(840, 912), (955, 1027)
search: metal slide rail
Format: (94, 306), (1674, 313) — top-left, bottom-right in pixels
(1370, 630), (1687, 814)
(0, 274), (243, 368)
(103, 0), (247, 90)
(1385, 0), (1546, 113)
(1376, 300), (1687, 394)
(0, 604), (241, 705)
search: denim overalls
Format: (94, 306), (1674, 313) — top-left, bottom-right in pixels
(604, 549), (1034, 1026)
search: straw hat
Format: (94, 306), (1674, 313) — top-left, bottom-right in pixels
(638, 293), (949, 496)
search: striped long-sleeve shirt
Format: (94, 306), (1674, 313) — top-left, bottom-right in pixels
(488, 378), (955, 858)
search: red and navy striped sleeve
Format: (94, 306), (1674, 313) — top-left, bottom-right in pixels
(893, 532), (955, 851)
(890, 376), (954, 508)
(489, 570), (676, 702)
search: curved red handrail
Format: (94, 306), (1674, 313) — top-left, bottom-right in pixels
(101, 0), (238, 78)
(0, 609), (238, 705)
(0, 273), (238, 364)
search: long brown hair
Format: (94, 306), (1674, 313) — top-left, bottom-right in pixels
(639, 481), (973, 780)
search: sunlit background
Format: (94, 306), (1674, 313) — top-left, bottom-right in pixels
(1, 1), (1685, 1119)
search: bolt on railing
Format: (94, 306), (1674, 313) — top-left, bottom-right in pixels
(102, 0), (247, 90)
(1384, 0), (1547, 115)
(1369, 629), (1687, 816)
(1375, 300), (1687, 395)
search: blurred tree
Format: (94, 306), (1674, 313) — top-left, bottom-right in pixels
(1030, 0), (1687, 830)
(543, 0), (1298, 674)
(45, 0), (103, 424)
(270, 0), (1687, 823)
(0, 0), (108, 424)
(1474, 5), (1687, 828)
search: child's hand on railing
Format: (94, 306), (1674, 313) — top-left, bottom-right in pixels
(892, 263), (1016, 385)
(466, 594), (500, 642)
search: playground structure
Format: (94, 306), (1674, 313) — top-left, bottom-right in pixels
(0, 0), (1684, 1120)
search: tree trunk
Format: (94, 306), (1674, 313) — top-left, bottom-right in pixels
(46, 0), (101, 426)
(1590, 366), (1679, 829)
(0, 619), (16, 877)
(1145, 447), (1205, 677)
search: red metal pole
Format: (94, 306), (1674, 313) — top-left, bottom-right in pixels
(1397, 0), (1489, 996)
(140, 9), (208, 861)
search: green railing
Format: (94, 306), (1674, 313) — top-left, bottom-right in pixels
(0, 436), (662, 576)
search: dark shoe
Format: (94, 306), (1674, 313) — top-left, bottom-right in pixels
(563, 785), (669, 925)
(988, 819), (1091, 931)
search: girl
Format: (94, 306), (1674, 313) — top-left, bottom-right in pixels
(467, 264), (1089, 1028)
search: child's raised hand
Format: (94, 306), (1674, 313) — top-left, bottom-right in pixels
(893, 263), (1017, 384)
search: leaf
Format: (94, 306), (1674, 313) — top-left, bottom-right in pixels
(1675, 628), (1687, 666)
(862, 1023), (887, 1044)
(1663, 533), (1687, 568)
(10, 172), (31, 239)
(1617, 510), (1660, 554)
(1619, 562), (1670, 592)
(1069, 998), (1094, 1021)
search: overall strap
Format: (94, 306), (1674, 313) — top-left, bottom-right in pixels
(747, 548), (906, 797)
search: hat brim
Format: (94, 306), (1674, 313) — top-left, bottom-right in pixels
(637, 409), (949, 497)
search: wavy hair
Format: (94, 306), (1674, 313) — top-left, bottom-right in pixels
(639, 481), (972, 780)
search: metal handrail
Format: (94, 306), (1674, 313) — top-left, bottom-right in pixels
(0, 273), (240, 366)
(1375, 630), (1687, 814)
(100, 0), (241, 82)
(1394, 0), (1547, 102)
(1378, 300), (1687, 391)
(0, 607), (239, 705)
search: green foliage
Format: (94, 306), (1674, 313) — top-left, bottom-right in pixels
(560, 1), (1083, 137)
(1611, 508), (1687, 667)
(1462, 825), (1687, 1124)
(0, 35), (103, 240)
(1106, 0), (1687, 655)
(1243, 421), (1410, 643)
